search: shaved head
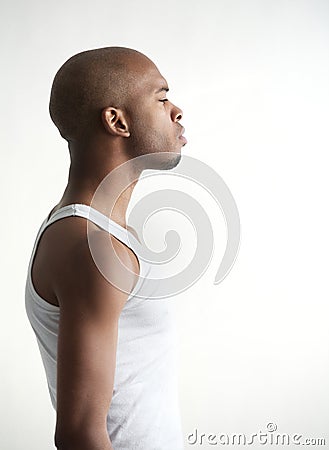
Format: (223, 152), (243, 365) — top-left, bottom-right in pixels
(49, 47), (153, 142)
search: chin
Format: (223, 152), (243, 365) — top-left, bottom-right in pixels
(138, 149), (181, 171)
(161, 151), (181, 170)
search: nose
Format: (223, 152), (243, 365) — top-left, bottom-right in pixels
(171, 103), (183, 122)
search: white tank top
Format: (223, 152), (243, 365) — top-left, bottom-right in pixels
(25, 203), (184, 450)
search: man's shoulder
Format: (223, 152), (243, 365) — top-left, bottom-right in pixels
(32, 216), (139, 309)
(46, 217), (139, 306)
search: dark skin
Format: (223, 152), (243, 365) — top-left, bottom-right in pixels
(31, 48), (186, 450)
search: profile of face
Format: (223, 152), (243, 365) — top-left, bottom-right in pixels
(124, 56), (187, 171)
(50, 47), (186, 172)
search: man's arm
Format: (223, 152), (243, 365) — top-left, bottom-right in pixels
(53, 230), (139, 450)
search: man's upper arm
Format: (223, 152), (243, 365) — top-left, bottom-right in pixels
(53, 231), (138, 448)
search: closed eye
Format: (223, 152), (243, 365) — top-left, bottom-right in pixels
(160, 99), (168, 103)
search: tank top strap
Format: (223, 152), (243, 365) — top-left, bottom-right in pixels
(27, 203), (149, 305)
(45, 203), (140, 252)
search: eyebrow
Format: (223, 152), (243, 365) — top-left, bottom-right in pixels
(155, 86), (169, 94)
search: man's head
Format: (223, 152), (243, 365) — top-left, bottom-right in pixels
(49, 47), (186, 168)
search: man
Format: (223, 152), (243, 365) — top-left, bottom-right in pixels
(25, 47), (187, 449)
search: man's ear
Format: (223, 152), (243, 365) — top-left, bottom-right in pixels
(101, 107), (130, 137)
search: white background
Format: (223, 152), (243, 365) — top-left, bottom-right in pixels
(1, 1), (329, 449)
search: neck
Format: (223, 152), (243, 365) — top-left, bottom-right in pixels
(57, 140), (143, 229)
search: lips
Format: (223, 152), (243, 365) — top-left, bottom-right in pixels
(178, 127), (187, 145)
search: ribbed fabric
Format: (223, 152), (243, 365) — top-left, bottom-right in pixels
(25, 203), (184, 450)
